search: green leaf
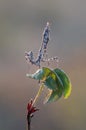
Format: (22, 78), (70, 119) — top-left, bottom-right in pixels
(44, 76), (58, 90)
(26, 67), (72, 103)
(26, 67), (52, 80)
(43, 67), (63, 90)
(26, 69), (45, 80)
(27, 67), (63, 91)
(54, 68), (72, 99)
(44, 89), (63, 103)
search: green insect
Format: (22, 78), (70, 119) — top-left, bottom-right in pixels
(27, 67), (72, 103)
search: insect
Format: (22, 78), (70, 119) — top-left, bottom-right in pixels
(25, 23), (72, 104)
(25, 22), (58, 68)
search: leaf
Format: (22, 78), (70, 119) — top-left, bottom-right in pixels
(26, 69), (45, 80)
(44, 88), (63, 103)
(44, 76), (58, 90)
(43, 67), (63, 90)
(26, 67), (72, 103)
(54, 68), (72, 99)
(43, 67), (63, 84)
(26, 67), (52, 80)
(27, 67), (63, 91)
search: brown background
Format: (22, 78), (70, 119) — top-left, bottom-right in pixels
(0, 0), (86, 130)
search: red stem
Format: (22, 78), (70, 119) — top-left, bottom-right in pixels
(27, 113), (31, 130)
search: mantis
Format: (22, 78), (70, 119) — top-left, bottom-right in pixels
(25, 22), (58, 68)
(25, 22), (72, 104)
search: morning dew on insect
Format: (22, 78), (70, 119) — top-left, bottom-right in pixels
(25, 22), (72, 104)
(25, 22), (58, 68)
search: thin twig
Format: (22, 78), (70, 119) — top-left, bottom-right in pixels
(26, 84), (44, 130)
(32, 83), (44, 106)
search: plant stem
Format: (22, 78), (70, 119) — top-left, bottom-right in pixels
(27, 84), (44, 130)
(28, 124), (30, 130)
(27, 115), (31, 130)
(32, 83), (44, 106)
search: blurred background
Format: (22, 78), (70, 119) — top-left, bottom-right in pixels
(0, 0), (86, 130)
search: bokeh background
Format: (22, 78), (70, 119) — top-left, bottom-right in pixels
(0, 0), (86, 130)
